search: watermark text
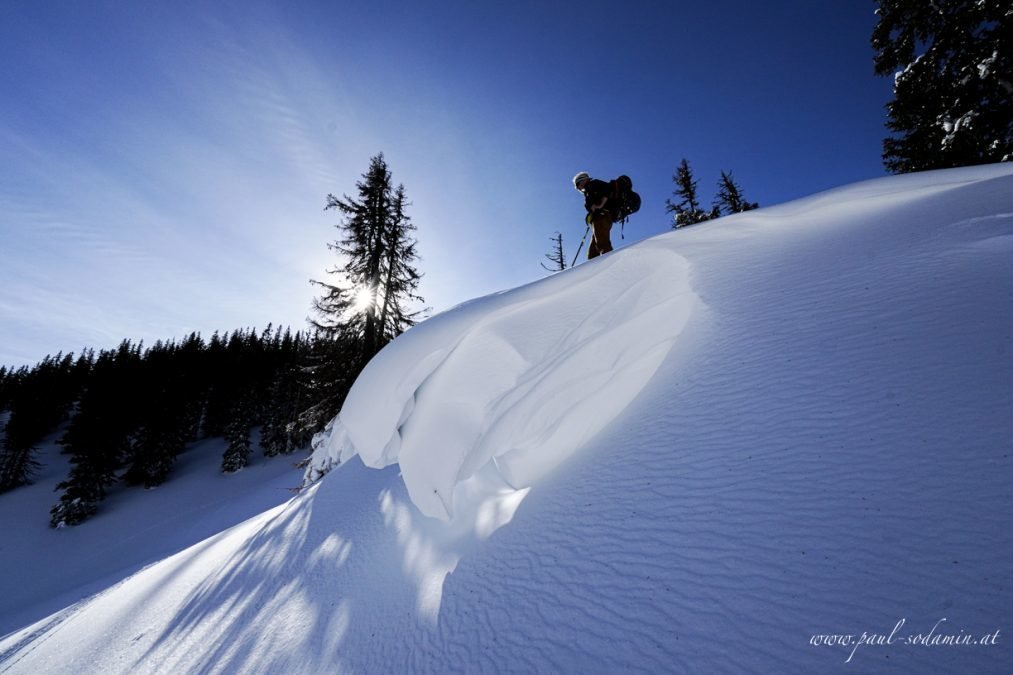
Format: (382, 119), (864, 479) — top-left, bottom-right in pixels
(810, 618), (1000, 663)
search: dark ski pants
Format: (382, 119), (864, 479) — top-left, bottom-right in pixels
(587, 210), (614, 259)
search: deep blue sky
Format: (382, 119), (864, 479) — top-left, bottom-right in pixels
(0, 0), (894, 367)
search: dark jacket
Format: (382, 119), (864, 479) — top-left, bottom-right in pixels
(582, 178), (618, 219)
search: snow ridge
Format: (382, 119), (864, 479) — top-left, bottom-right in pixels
(307, 243), (704, 521)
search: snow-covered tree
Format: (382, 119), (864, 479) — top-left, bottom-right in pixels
(873, 0), (1012, 172)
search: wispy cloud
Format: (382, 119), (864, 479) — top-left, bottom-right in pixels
(0, 11), (360, 365)
(0, 2), (548, 366)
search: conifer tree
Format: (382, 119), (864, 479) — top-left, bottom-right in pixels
(305, 154), (424, 434)
(714, 171), (759, 215)
(375, 184), (425, 344)
(541, 232), (567, 272)
(314, 154), (393, 362)
(221, 393), (254, 473)
(872, 0), (1011, 172)
(200, 331), (231, 438)
(262, 330), (311, 456)
(314, 156), (424, 360)
(50, 346), (139, 526)
(0, 399), (42, 492)
(0, 441), (40, 493)
(125, 419), (187, 488)
(296, 332), (357, 440)
(0, 366), (28, 416)
(260, 389), (292, 458)
(0, 365), (13, 412)
(0, 353), (85, 492)
(175, 332), (210, 441)
(122, 339), (192, 487)
(666, 159), (711, 228)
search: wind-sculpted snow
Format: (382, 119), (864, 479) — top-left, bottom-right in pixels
(306, 244), (702, 520)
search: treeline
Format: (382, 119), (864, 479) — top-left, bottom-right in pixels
(0, 327), (341, 526)
(0, 151), (425, 527)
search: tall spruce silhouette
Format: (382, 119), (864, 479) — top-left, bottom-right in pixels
(305, 153), (424, 433)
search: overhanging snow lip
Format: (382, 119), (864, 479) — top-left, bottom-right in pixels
(306, 243), (704, 522)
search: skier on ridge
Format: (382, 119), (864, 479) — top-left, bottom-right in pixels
(572, 171), (640, 261)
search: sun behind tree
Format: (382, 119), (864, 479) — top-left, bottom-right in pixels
(304, 153), (426, 432)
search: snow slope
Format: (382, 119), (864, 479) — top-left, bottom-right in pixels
(2, 164), (1012, 673)
(0, 434), (304, 638)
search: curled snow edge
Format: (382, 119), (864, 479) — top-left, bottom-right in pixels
(303, 241), (703, 520)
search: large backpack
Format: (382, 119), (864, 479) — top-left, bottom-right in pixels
(609, 175), (641, 233)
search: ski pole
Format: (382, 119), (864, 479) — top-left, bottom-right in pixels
(571, 224), (590, 267)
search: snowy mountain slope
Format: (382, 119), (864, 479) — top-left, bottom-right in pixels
(0, 434), (304, 638)
(2, 164), (1012, 673)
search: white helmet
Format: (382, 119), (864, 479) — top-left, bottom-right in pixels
(573, 171), (590, 190)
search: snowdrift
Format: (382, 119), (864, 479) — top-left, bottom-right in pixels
(305, 241), (703, 520)
(2, 164), (1011, 674)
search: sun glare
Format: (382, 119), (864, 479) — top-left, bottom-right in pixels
(353, 286), (375, 313)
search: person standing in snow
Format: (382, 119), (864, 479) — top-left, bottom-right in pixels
(573, 171), (617, 259)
